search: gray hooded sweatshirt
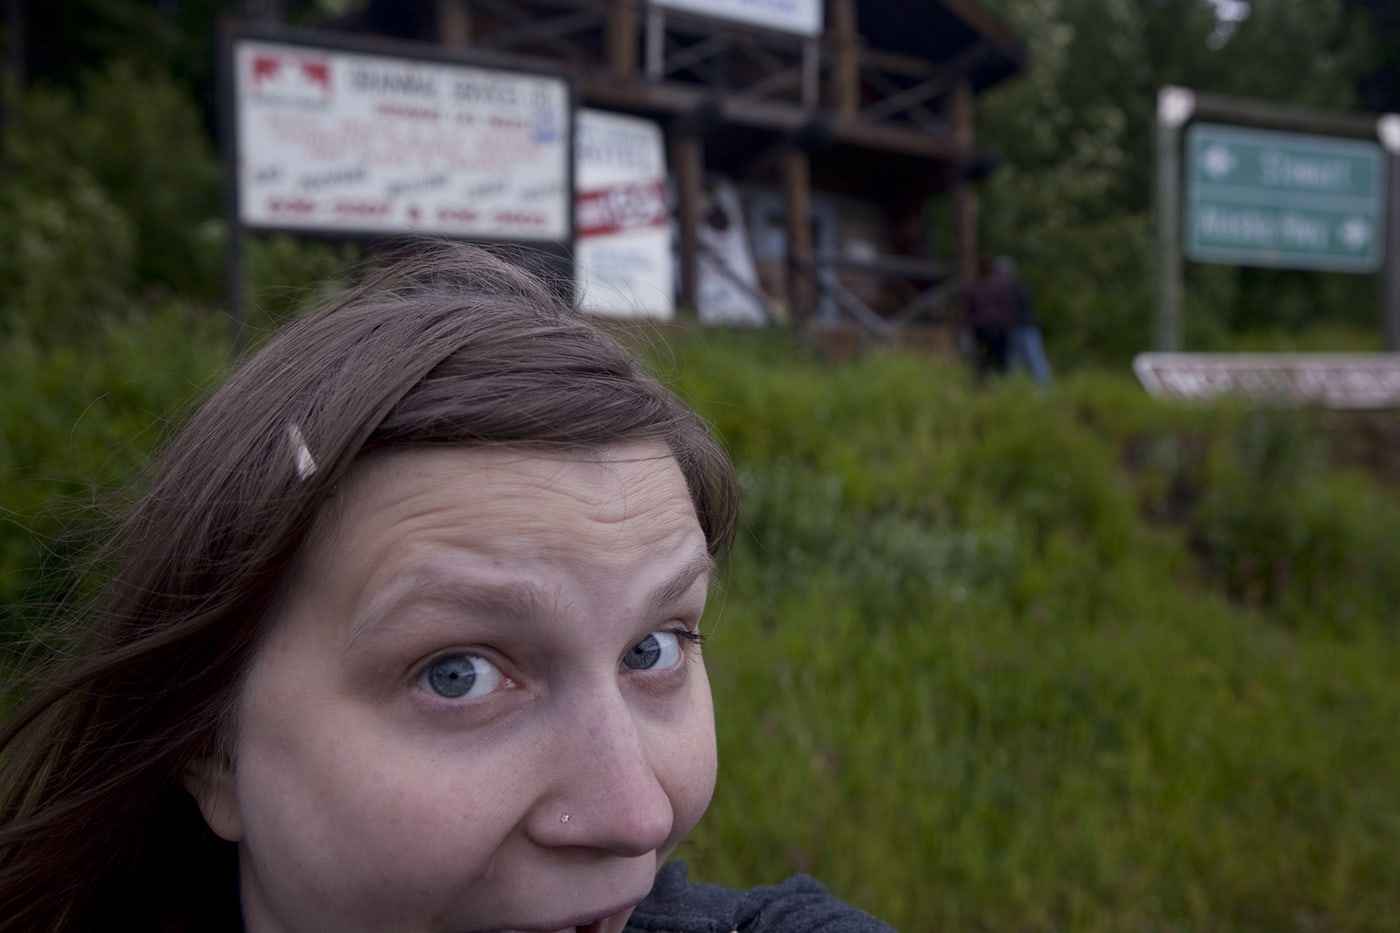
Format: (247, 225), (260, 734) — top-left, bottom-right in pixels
(626, 861), (897, 933)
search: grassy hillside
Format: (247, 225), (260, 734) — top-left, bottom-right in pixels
(3, 316), (1399, 931)
(650, 331), (1400, 932)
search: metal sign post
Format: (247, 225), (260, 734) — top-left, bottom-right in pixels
(1382, 116), (1400, 351)
(1154, 87), (1193, 352)
(1153, 86), (1400, 352)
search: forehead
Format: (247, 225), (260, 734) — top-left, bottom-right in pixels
(294, 442), (706, 601)
(341, 441), (692, 525)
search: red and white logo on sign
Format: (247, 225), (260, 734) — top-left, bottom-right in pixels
(249, 52), (332, 97)
(576, 181), (668, 238)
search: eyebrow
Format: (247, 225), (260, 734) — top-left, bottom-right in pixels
(643, 552), (716, 618)
(345, 550), (716, 651)
(344, 576), (541, 655)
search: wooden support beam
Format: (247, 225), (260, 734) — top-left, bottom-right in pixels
(0, 0), (22, 140)
(833, 117), (960, 161)
(856, 47), (943, 80)
(949, 79), (977, 288)
(659, 32), (730, 76)
(582, 77), (803, 128)
(801, 37), (819, 108)
(733, 31), (798, 85)
(437, 0), (472, 46)
(645, 6), (664, 81)
(672, 129), (703, 312)
(467, 1), (600, 58)
(858, 40), (989, 129)
(581, 75), (961, 159)
(783, 147), (814, 319)
(605, 0), (638, 76)
(4, 0), (23, 85)
(732, 64), (803, 103)
(1385, 147), (1400, 351)
(829, 0), (859, 119)
(938, 0), (1028, 67)
(954, 184), (979, 292)
(860, 73), (947, 124)
(244, 0), (282, 20)
(861, 69), (942, 128)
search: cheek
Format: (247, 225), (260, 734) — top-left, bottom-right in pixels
(228, 654), (529, 919)
(662, 679), (719, 844)
(232, 709), (533, 922)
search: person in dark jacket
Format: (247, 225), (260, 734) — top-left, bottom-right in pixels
(995, 256), (1052, 386)
(631, 861), (892, 932)
(0, 244), (895, 933)
(959, 256), (1013, 381)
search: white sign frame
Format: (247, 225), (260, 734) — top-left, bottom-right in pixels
(574, 109), (674, 320)
(231, 35), (573, 241)
(651, 0), (823, 38)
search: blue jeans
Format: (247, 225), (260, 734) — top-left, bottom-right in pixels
(1008, 326), (1052, 385)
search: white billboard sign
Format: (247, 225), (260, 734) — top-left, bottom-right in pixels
(233, 39), (571, 240)
(574, 109), (673, 320)
(697, 178), (768, 326)
(651, 0), (822, 37)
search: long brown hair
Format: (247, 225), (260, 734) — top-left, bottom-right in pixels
(0, 243), (739, 932)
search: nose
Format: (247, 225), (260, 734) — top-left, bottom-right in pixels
(526, 687), (675, 856)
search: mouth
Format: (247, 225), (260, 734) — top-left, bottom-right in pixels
(476, 904), (630, 933)
(480, 923), (608, 933)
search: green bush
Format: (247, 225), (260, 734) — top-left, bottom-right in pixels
(0, 168), (135, 343)
(5, 314), (1400, 930)
(241, 234), (362, 341)
(0, 63), (223, 319)
(1192, 409), (1400, 629)
(0, 301), (227, 641)
(656, 335), (1400, 930)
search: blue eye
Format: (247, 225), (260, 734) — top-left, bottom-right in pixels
(622, 632), (687, 671)
(420, 654), (505, 699)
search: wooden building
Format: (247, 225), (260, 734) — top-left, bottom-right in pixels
(325, 0), (1025, 339)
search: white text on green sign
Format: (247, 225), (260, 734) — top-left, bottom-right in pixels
(1185, 123), (1385, 273)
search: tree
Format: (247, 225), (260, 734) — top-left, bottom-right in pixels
(1342, 0), (1400, 112)
(970, 0), (1375, 363)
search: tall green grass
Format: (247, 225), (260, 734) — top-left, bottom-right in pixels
(3, 320), (1398, 931)
(0, 301), (228, 635)
(653, 332), (1400, 932)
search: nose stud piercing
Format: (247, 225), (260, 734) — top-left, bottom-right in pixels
(560, 813), (571, 823)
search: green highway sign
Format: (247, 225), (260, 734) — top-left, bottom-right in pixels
(1185, 122), (1386, 273)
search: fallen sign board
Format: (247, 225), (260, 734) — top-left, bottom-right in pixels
(1134, 353), (1400, 409)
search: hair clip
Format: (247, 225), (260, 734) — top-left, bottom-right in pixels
(287, 424), (318, 480)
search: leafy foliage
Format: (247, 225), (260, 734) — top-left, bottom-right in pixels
(975, 0), (1380, 364)
(240, 234), (363, 340)
(1191, 409), (1400, 627)
(0, 166), (135, 344)
(3, 1), (1400, 929)
(0, 64), (223, 340)
(4, 305), (1400, 932)
(0, 302), (227, 643)
(654, 334), (1400, 932)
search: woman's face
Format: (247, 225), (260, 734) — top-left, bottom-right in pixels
(189, 443), (717, 933)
